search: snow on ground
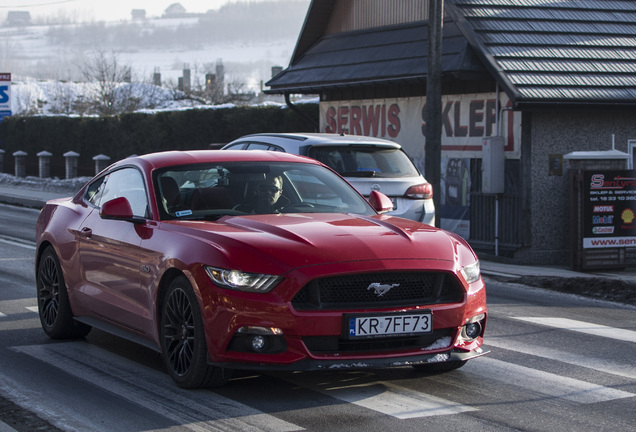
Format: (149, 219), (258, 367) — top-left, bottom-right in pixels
(9, 77), (317, 116)
(0, 172), (90, 193)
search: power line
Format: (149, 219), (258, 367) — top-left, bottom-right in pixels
(0, 0), (77, 9)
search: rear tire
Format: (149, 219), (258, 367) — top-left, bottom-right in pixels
(36, 246), (91, 339)
(160, 276), (231, 388)
(412, 360), (467, 373)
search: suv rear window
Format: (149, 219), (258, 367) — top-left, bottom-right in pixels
(308, 146), (419, 178)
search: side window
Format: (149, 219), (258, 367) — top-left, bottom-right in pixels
(246, 143), (272, 150)
(100, 168), (149, 218)
(85, 176), (107, 206)
(224, 143), (247, 150)
(244, 142), (285, 152)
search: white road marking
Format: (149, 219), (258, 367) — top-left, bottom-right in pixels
(25, 306), (38, 313)
(14, 342), (303, 432)
(486, 338), (636, 380)
(14, 310), (635, 424)
(0, 236), (36, 251)
(462, 357), (634, 404)
(280, 374), (476, 419)
(512, 317), (636, 343)
(0, 312), (5, 318)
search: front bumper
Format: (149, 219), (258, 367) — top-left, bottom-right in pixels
(209, 345), (490, 371)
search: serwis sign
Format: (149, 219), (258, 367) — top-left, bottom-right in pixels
(319, 93), (521, 160)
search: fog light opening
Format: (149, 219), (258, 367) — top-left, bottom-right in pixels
(464, 322), (482, 340)
(250, 335), (266, 352)
(229, 326), (288, 354)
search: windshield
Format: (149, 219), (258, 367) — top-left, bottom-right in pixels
(154, 161), (375, 220)
(308, 146), (420, 178)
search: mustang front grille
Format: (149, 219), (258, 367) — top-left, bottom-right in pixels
(291, 272), (464, 310)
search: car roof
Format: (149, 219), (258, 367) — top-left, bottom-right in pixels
(228, 133), (402, 153)
(109, 150), (320, 172)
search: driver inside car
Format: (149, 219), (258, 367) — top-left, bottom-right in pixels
(236, 174), (289, 214)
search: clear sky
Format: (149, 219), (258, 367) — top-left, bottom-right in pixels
(1, 0), (257, 22)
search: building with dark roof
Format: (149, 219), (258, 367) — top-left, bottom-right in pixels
(6, 11), (31, 26)
(266, 0), (636, 266)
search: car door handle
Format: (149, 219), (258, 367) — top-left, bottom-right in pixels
(79, 227), (92, 238)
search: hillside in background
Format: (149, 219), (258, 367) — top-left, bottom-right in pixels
(0, 0), (309, 91)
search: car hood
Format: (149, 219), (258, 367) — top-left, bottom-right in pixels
(166, 213), (470, 275)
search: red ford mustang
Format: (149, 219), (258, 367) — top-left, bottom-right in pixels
(35, 150), (487, 388)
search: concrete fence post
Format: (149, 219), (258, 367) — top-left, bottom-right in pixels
(93, 154), (111, 175)
(12, 150), (27, 178)
(37, 150), (53, 178)
(64, 151), (80, 179)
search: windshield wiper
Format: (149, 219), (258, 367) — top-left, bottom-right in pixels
(341, 171), (376, 177)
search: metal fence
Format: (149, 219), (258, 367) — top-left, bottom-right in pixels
(468, 159), (522, 256)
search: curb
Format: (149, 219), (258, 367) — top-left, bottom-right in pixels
(0, 194), (46, 210)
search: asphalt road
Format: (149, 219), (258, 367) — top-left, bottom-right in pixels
(0, 203), (635, 431)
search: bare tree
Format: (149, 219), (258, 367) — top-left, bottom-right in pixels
(11, 84), (42, 116)
(79, 50), (132, 115)
(47, 81), (76, 114)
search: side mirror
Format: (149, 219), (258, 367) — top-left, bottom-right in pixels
(368, 190), (394, 214)
(100, 197), (145, 223)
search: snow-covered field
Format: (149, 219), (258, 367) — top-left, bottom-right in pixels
(1, 12), (304, 115)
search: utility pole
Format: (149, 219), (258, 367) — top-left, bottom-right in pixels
(425, 0), (444, 227)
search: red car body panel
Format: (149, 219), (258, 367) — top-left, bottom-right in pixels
(36, 150), (487, 372)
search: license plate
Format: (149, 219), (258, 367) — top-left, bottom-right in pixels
(347, 311), (432, 339)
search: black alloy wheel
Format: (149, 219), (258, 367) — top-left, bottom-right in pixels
(160, 276), (231, 388)
(37, 246), (91, 339)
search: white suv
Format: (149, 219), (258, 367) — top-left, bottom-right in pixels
(222, 133), (435, 225)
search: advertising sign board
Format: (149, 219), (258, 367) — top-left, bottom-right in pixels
(583, 170), (636, 249)
(0, 72), (11, 120)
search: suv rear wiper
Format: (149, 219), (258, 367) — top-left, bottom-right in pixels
(341, 171), (376, 177)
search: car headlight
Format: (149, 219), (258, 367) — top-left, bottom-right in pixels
(459, 261), (481, 284)
(204, 266), (281, 293)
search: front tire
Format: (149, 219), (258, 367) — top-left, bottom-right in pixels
(36, 246), (91, 339)
(160, 276), (231, 388)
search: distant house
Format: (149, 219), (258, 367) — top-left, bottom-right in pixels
(131, 9), (146, 20)
(163, 3), (187, 17)
(6, 11), (31, 26)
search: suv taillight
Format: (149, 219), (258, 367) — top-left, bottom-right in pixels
(405, 183), (433, 199)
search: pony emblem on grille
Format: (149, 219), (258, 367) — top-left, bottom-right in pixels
(367, 282), (399, 297)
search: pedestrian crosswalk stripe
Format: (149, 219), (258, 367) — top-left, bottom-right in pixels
(0, 236), (36, 250)
(462, 357), (634, 404)
(486, 338), (636, 380)
(13, 342), (303, 432)
(512, 317), (636, 344)
(278, 374), (476, 419)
